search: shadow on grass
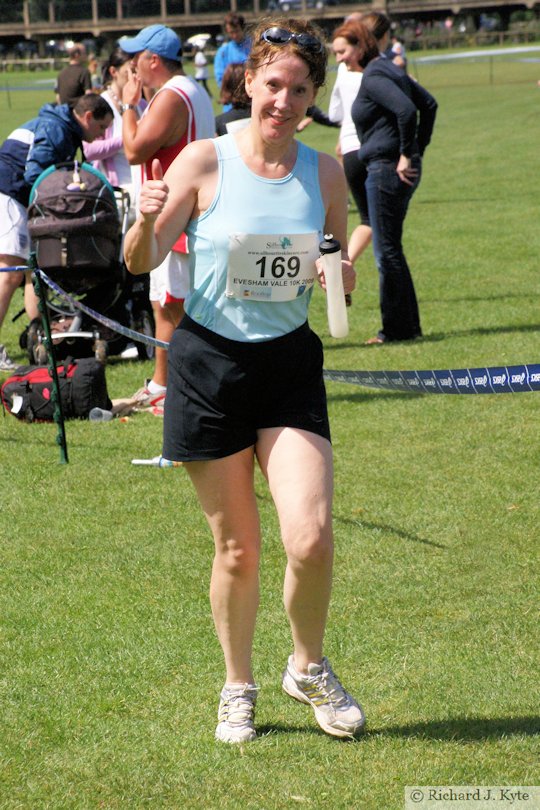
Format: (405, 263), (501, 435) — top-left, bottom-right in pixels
(370, 715), (540, 741)
(256, 716), (539, 741)
(424, 292), (540, 304)
(325, 322), (540, 352)
(324, 339), (366, 352)
(256, 723), (324, 739)
(419, 322), (540, 344)
(340, 516), (448, 550)
(256, 723), (368, 743)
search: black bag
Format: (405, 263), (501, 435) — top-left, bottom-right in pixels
(0, 358), (112, 422)
(27, 161), (121, 290)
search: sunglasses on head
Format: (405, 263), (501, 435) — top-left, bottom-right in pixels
(260, 27), (325, 54)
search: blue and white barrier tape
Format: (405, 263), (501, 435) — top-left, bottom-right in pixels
(38, 270), (169, 350)
(7, 267), (537, 395)
(323, 366), (540, 394)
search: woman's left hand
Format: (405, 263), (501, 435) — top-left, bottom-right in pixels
(396, 154), (418, 186)
(316, 257), (356, 294)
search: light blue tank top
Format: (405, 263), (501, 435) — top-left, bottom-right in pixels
(184, 134), (325, 341)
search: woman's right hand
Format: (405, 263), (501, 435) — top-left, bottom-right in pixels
(396, 154), (418, 186)
(139, 159), (168, 222)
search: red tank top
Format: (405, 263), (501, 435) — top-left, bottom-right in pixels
(140, 76), (207, 253)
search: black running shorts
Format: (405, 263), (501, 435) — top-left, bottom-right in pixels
(162, 316), (331, 462)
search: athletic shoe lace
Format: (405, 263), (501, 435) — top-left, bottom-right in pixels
(305, 661), (350, 708)
(218, 686), (257, 726)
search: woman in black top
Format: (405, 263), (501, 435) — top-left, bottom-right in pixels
(215, 62), (252, 136)
(351, 19), (437, 343)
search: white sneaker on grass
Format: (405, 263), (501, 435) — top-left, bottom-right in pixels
(131, 379), (166, 416)
(0, 344), (16, 372)
(131, 379), (166, 407)
(215, 683), (258, 743)
(282, 655), (365, 739)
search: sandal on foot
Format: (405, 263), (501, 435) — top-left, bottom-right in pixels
(363, 336), (385, 346)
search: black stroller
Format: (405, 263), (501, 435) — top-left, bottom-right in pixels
(22, 161), (154, 364)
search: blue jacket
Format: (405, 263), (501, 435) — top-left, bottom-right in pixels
(0, 103), (84, 206)
(213, 38), (251, 88)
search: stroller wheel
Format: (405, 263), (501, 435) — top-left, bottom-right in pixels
(94, 338), (108, 365)
(135, 309), (155, 361)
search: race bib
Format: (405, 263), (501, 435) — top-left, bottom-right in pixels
(226, 232), (319, 302)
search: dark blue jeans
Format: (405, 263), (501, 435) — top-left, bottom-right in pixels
(365, 157), (422, 342)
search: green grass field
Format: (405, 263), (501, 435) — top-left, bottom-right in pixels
(0, 50), (538, 809)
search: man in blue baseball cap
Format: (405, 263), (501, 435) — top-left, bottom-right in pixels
(119, 24), (183, 63)
(118, 24), (214, 413)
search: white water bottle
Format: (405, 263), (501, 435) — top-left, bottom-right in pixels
(131, 456), (183, 468)
(319, 234), (348, 339)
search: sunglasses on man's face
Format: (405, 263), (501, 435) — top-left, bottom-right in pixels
(260, 27), (325, 54)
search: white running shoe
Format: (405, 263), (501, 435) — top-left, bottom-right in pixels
(131, 379), (166, 416)
(0, 344), (16, 372)
(215, 683), (258, 743)
(120, 343), (138, 360)
(282, 655), (365, 739)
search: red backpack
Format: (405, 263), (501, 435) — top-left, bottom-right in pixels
(1, 358), (111, 422)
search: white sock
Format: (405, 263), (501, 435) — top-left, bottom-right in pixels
(147, 379), (166, 394)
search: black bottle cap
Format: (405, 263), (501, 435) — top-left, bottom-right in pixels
(319, 233), (341, 255)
